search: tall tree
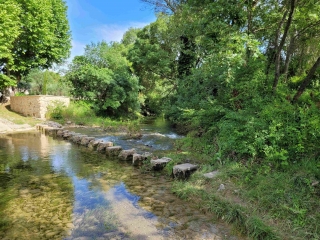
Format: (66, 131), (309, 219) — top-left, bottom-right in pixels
(0, 0), (71, 86)
(66, 42), (140, 117)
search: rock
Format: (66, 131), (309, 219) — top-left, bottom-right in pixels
(203, 171), (219, 179)
(132, 152), (152, 166)
(63, 131), (76, 140)
(172, 163), (198, 179)
(88, 139), (103, 150)
(218, 184), (225, 191)
(97, 141), (114, 152)
(72, 134), (87, 144)
(132, 153), (143, 165)
(151, 157), (172, 170)
(45, 121), (63, 128)
(80, 137), (95, 147)
(56, 129), (65, 137)
(44, 127), (61, 136)
(106, 146), (122, 157)
(118, 148), (136, 161)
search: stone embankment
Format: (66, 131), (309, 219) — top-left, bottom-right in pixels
(10, 95), (70, 119)
(36, 123), (199, 179)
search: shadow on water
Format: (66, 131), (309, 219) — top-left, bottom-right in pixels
(0, 121), (244, 240)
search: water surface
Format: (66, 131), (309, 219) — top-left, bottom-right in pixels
(0, 124), (241, 239)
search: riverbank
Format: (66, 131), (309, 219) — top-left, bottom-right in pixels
(0, 103), (42, 134)
(2, 103), (319, 239)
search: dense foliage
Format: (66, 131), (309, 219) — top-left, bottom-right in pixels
(127, 0), (320, 167)
(66, 42), (141, 117)
(129, 0), (320, 238)
(18, 69), (71, 96)
(0, 0), (71, 89)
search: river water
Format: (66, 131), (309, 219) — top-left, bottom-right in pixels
(0, 119), (241, 240)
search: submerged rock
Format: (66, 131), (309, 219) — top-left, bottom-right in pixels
(118, 148), (136, 161)
(151, 157), (172, 170)
(172, 163), (198, 179)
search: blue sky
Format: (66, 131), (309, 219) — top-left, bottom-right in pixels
(65, 0), (156, 61)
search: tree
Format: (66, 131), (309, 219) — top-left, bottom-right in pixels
(140, 0), (185, 13)
(66, 42), (141, 117)
(0, 0), (71, 86)
(19, 69), (70, 96)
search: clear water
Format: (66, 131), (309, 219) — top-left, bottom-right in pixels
(0, 120), (241, 240)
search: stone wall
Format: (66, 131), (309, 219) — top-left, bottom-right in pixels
(10, 95), (70, 119)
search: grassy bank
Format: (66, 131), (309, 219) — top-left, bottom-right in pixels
(160, 137), (320, 240)
(46, 101), (141, 133)
(0, 103), (41, 127)
(38, 100), (320, 239)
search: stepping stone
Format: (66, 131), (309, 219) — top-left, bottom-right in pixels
(88, 139), (103, 150)
(44, 127), (61, 136)
(36, 124), (47, 131)
(72, 134), (87, 144)
(56, 129), (65, 137)
(151, 157), (172, 170)
(118, 148), (136, 161)
(132, 152), (152, 166)
(45, 121), (62, 128)
(64, 131), (76, 140)
(106, 146), (122, 157)
(203, 171), (219, 179)
(97, 141), (113, 152)
(172, 163), (198, 179)
(80, 137), (95, 147)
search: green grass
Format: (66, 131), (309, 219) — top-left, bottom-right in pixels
(166, 154), (320, 240)
(46, 101), (141, 133)
(0, 103), (42, 126)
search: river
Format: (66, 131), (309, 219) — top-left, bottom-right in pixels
(0, 118), (241, 240)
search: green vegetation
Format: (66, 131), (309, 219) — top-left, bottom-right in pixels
(2, 0), (320, 238)
(0, 0), (71, 88)
(18, 69), (71, 96)
(47, 100), (140, 133)
(65, 42), (142, 117)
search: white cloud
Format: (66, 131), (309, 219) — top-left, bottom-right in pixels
(95, 21), (150, 43)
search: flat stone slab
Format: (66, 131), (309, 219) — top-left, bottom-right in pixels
(106, 146), (122, 157)
(203, 171), (219, 179)
(80, 137), (95, 146)
(97, 141), (114, 152)
(118, 148), (136, 161)
(173, 163), (198, 179)
(88, 139), (103, 150)
(72, 134), (87, 144)
(64, 131), (77, 140)
(45, 127), (61, 136)
(132, 152), (152, 166)
(151, 157), (172, 170)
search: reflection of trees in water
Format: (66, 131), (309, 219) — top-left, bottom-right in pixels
(0, 134), (74, 239)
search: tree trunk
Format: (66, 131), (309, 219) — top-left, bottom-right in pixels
(266, 8), (288, 78)
(273, 0), (296, 93)
(292, 56), (320, 103)
(283, 34), (295, 80)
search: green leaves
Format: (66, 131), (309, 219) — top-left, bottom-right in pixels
(66, 42), (140, 118)
(0, 0), (71, 87)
